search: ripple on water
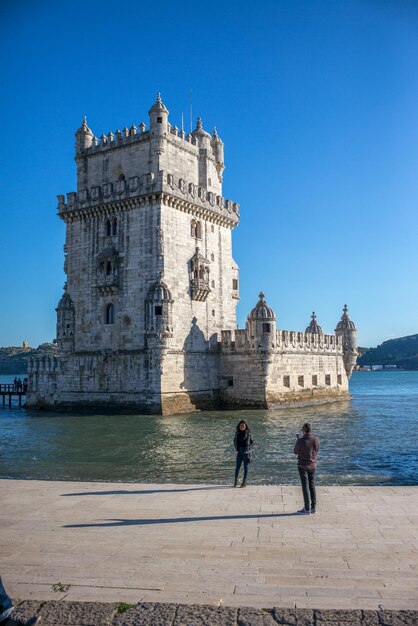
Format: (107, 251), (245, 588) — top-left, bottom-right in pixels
(0, 371), (417, 485)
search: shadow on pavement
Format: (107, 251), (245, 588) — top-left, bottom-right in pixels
(64, 512), (298, 528)
(61, 486), (230, 497)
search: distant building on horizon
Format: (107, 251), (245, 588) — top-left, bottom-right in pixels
(27, 94), (358, 414)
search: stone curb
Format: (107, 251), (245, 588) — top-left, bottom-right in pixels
(11, 600), (418, 626)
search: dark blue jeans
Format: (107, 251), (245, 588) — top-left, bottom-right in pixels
(235, 451), (250, 481)
(298, 467), (316, 510)
(0, 576), (14, 622)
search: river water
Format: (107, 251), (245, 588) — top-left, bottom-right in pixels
(0, 372), (417, 485)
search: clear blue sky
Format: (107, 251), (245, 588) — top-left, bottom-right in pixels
(1, 0), (417, 348)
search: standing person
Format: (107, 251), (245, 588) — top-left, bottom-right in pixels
(0, 576), (40, 625)
(233, 420), (254, 488)
(294, 423), (320, 515)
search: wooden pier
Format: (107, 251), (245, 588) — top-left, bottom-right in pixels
(0, 384), (27, 408)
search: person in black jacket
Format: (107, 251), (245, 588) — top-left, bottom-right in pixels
(233, 420), (254, 488)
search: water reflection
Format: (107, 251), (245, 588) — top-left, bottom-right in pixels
(0, 372), (417, 485)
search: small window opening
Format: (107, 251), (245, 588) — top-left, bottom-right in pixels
(157, 116), (162, 124)
(211, 280), (215, 288)
(283, 375), (290, 388)
(227, 378), (234, 387)
(325, 374), (331, 386)
(298, 375), (304, 387)
(312, 375), (318, 386)
(211, 225), (214, 233)
(106, 220), (112, 237)
(196, 221), (202, 239)
(106, 261), (112, 276)
(337, 374), (342, 385)
(155, 305), (163, 316)
(262, 323), (270, 333)
(212, 309), (215, 316)
(105, 303), (115, 325)
(112, 218), (117, 236)
(118, 173), (125, 182)
(191, 220), (197, 238)
(232, 279), (238, 290)
(211, 253), (215, 261)
(208, 178), (212, 186)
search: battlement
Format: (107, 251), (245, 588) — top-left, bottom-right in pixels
(220, 329), (342, 354)
(28, 355), (61, 374)
(57, 171), (239, 226)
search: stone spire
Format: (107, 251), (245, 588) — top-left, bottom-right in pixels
(305, 311), (323, 334)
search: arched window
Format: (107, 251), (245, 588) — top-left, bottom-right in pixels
(118, 173), (125, 182)
(106, 261), (112, 276)
(195, 221), (202, 239)
(105, 303), (115, 325)
(106, 220), (112, 236)
(190, 220), (196, 238)
(112, 217), (117, 236)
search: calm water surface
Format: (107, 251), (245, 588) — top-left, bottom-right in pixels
(0, 372), (417, 485)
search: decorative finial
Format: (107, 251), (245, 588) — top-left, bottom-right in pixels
(259, 292), (265, 300)
(157, 270), (163, 281)
(312, 311), (316, 320)
(343, 304), (348, 315)
(212, 126), (218, 138)
(196, 117), (203, 130)
(156, 92), (162, 104)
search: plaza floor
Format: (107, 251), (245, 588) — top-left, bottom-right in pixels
(1, 480), (417, 611)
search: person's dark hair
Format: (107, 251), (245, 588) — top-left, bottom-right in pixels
(302, 422), (311, 433)
(236, 419), (251, 432)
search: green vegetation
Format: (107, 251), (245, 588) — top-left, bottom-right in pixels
(358, 334), (418, 370)
(0, 343), (57, 374)
(116, 603), (135, 613)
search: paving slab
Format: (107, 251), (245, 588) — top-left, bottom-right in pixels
(1, 480), (418, 612)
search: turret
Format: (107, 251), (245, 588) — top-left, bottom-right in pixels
(56, 285), (75, 353)
(75, 116), (93, 154)
(191, 117), (211, 150)
(145, 273), (174, 343)
(148, 93), (169, 135)
(305, 311), (323, 334)
(211, 127), (224, 166)
(335, 304), (358, 378)
(246, 292), (276, 349)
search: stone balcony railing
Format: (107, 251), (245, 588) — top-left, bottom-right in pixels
(96, 274), (119, 294)
(190, 277), (211, 302)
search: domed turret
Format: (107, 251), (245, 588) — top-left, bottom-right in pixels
(335, 305), (358, 378)
(148, 92), (169, 135)
(56, 286), (75, 352)
(145, 274), (173, 338)
(246, 293), (276, 348)
(75, 116), (93, 154)
(305, 311), (323, 334)
(191, 117), (211, 149)
(211, 127), (224, 166)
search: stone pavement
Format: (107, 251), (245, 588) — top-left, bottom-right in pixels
(1, 480), (417, 614)
(9, 600), (418, 625)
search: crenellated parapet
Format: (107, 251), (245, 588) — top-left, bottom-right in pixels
(220, 328), (343, 355)
(28, 355), (62, 374)
(57, 171), (239, 227)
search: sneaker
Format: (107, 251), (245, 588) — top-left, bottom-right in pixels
(311, 507), (316, 514)
(3, 614), (41, 626)
(297, 508), (310, 515)
(240, 481), (247, 488)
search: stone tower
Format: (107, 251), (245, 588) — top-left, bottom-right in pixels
(335, 305), (358, 378)
(28, 94), (240, 414)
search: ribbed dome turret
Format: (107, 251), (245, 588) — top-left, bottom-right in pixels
(336, 304), (356, 331)
(305, 311), (323, 334)
(248, 292), (276, 321)
(192, 117), (211, 139)
(56, 289), (74, 311)
(148, 92), (168, 115)
(147, 276), (173, 302)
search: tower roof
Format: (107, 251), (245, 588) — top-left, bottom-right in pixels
(305, 311), (323, 334)
(148, 92), (169, 115)
(75, 116), (93, 136)
(56, 287), (74, 311)
(248, 292), (276, 321)
(147, 274), (173, 302)
(336, 304), (356, 331)
(192, 117), (211, 139)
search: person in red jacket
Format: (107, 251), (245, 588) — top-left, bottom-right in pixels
(294, 423), (320, 515)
